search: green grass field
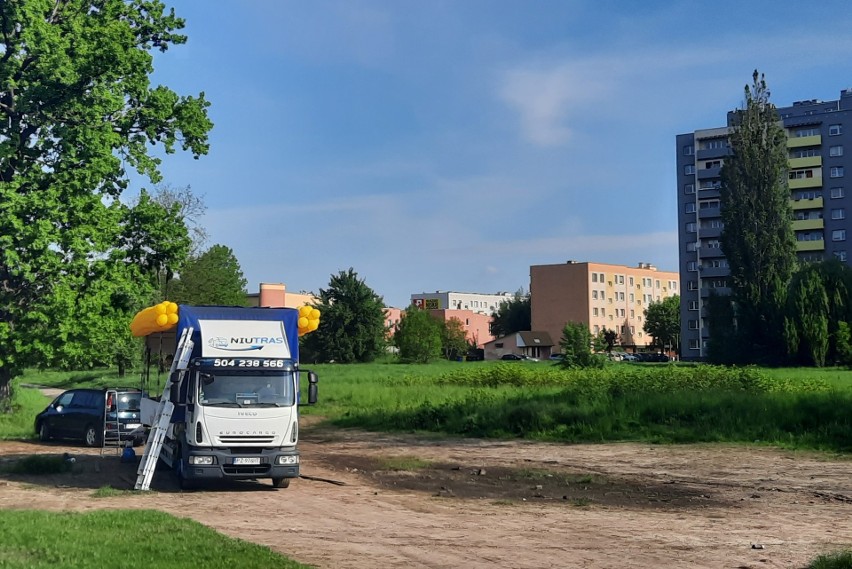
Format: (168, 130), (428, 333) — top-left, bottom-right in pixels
(0, 509), (310, 569)
(5, 361), (852, 568)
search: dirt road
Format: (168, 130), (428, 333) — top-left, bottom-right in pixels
(1, 422), (850, 569)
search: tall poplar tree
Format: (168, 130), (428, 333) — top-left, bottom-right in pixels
(0, 1), (212, 400)
(719, 70), (796, 362)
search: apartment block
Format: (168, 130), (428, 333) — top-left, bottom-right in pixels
(530, 261), (680, 350)
(409, 291), (514, 315)
(676, 89), (852, 360)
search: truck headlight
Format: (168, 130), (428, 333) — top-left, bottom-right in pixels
(189, 456), (214, 465)
(276, 455), (299, 465)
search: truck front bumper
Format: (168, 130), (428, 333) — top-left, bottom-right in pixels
(184, 448), (300, 481)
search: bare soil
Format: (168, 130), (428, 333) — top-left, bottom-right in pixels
(1, 420), (851, 569)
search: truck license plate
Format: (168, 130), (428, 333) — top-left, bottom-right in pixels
(233, 457), (260, 465)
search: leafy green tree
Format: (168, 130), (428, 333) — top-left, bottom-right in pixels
(600, 328), (618, 353)
(150, 184), (209, 256)
(785, 267), (829, 366)
(169, 245), (248, 306)
(394, 306), (442, 363)
(643, 295), (680, 353)
(0, 0), (212, 400)
(121, 189), (192, 296)
(440, 317), (469, 360)
(836, 322), (852, 367)
(301, 268), (386, 363)
(719, 70), (796, 363)
(490, 290), (530, 337)
(559, 322), (604, 369)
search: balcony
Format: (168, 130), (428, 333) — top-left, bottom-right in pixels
(791, 197), (824, 210)
(700, 286), (731, 298)
(696, 147), (732, 161)
(698, 246), (724, 258)
(787, 134), (821, 148)
(698, 207), (721, 219)
(697, 167), (722, 180)
(796, 240), (825, 252)
(789, 156), (822, 169)
(788, 176), (823, 190)
(792, 218), (824, 231)
(699, 266), (730, 278)
(698, 226), (722, 239)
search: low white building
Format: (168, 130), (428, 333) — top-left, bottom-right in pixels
(410, 291), (515, 316)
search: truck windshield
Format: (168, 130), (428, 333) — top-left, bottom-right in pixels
(197, 372), (295, 407)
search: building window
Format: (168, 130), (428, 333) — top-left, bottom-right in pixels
(702, 139), (727, 150)
(683, 144), (694, 155)
(791, 148), (820, 158)
(688, 301), (699, 311)
(835, 251), (848, 262)
(593, 307), (599, 316)
(832, 209), (846, 220)
(829, 124), (842, 136)
(688, 320), (699, 330)
(599, 273), (605, 282)
(830, 167), (845, 178)
(831, 187), (845, 199)
(795, 127), (819, 137)
(593, 325), (600, 334)
(686, 222), (697, 233)
(592, 273), (597, 283)
(684, 183), (695, 194)
(686, 241), (697, 252)
(592, 290), (598, 299)
(830, 145), (844, 157)
(687, 281), (698, 291)
(685, 203), (696, 214)
(601, 308), (605, 317)
(688, 339), (700, 350)
(789, 169), (814, 180)
(629, 277), (634, 286)
(687, 261), (698, 272)
(832, 230), (847, 241)
(630, 309), (635, 318)
(684, 164), (695, 175)
(618, 275), (624, 284)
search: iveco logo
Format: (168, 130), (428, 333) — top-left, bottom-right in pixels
(238, 411), (258, 417)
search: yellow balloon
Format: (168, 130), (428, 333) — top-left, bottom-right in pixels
(167, 313), (179, 325)
(298, 317), (309, 329)
(155, 303), (167, 315)
(299, 305), (311, 317)
(167, 302), (178, 314)
(308, 319), (319, 331)
(156, 314), (169, 326)
(310, 309), (320, 320)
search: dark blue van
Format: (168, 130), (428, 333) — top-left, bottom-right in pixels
(34, 388), (145, 447)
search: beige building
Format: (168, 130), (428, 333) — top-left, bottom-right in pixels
(530, 261), (679, 350)
(246, 282), (317, 309)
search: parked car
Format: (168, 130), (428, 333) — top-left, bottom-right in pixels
(621, 353), (639, 362)
(549, 353), (564, 361)
(34, 387), (146, 447)
(500, 353), (538, 361)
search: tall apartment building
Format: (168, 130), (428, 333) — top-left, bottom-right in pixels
(530, 261), (680, 351)
(676, 88), (852, 360)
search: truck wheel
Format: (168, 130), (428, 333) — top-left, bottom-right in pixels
(84, 424), (101, 447)
(38, 422), (51, 442)
(175, 449), (195, 490)
(272, 477), (290, 489)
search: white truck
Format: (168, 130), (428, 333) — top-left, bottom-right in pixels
(131, 304), (319, 490)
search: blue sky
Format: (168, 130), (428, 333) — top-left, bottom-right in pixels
(137, 1), (852, 308)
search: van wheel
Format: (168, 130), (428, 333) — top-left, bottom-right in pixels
(38, 422), (51, 442)
(272, 477), (290, 489)
(84, 424), (101, 447)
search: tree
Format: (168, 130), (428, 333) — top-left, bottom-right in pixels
(0, 1), (212, 400)
(169, 245), (248, 306)
(394, 306), (442, 363)
(149, 184), (209, 256)
(643, 296), (680, 353)
(440, 317), (469, 360)
(490, 290), (530, 337)
(300, 268), (386, 363)
(600, 328), (618, 353)
(559, 322), (604, 369)
(785, 267), (829, 366)
(719, 70), (796, 363)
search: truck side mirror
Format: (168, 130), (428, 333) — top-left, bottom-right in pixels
(169, 381), (180, 403)
(301, 371), (318, 406)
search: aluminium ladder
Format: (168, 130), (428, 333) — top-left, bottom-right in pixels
(134, 326), (194, 491)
